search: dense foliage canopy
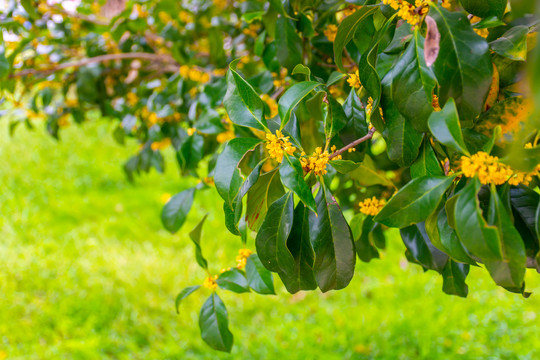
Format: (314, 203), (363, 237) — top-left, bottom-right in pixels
(1, 0), (540, 352)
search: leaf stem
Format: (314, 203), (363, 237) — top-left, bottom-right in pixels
(329, 127), (376, 160)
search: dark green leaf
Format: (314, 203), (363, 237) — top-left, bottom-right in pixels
(199, 293), (233, 353)
(326, 96), (348, 138)
(308, 185), (356, 292)
(437, 208), (477, 265)
(326, 71), (347, 86)
(442, 260), (469, 297)
(175, 285), (200, 314)
(279, 154), (317, 213)
(216, 268), (250, 293)
(330, 159), (360, 174)
(428, 98), (470, 155)
(490, 26), (529, 61)
(245, 254), (276, 295)
(400, 223), (448, 273)
(278, 81), (320, 129)
(161, 188), (195, 233)
(246, 169), (285, 232)
(459, 0), (507, 18)
(382, 104), (423, 167)
(429, 4), (493, 122)
(350, 214), (379, 262)
(374, 176), (455, 228)
(276, 16), (302, 71)
(410, 139), (444, 178)
(189, 215), (209, 270)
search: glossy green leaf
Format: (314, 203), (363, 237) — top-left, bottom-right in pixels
(454, 179), (502, 261)
(279, 154), (317, 213)
(429, 4), (493, 122)
(350, 155), (395, 187)
(428, 98), (470, 155)
(255, 192), (296, 276)
(374, 176), (455, 228)
(308, 185), (356, 292)
(536, 202), (540, 240)
(292, 64), (311, 78)
(245, 254), (276, 295)
(246, 169), (285, 231)
(459, 0), (507, 18)
(326, 96), (348, 137)
(350, 214), (379, 262)
(216, 268), (250, 293)
(275, 16), (302, 71)
(410, 139), (444, 178)
(278, 81), (320, 129)
(393, 30), (437, 132)
(442, 260), (469, 297)
(161, 187), (195, 234)
(175, 285), (200, 314)
(510, 186), (540, 255)
(485, 187), (526, 291)
(326, 71), (347, 86)
(224, 60), (268, 131)
(490, 26), (529, 61)
(189, 215), (209, 270)
(214, 137), (262, 205)
(199, 293), (233, 353)
(21, 0), (38, 19)
(437, 208), (476, 265)
(330, 159), (360, 174)
(334, 6), (379, 72)
(400, 223), (448, 273)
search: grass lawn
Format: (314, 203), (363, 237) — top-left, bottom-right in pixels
(1, 119), (540, 359)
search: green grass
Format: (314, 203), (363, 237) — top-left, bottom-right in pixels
(1, 119), (540, 359)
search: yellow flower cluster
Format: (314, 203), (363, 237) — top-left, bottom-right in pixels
(127, 92), (139, 106)
(236, 248), (252, 270)
(151, 138), (171, 151)
(300, 146), (339, 176)
(432, 94), (441, 111)
(342, 5), (363, 17)
(187, 127), (196, 136)
(13, 15), (26, 25)
(441, 0), (452, 9)
(461, 151), (538, 186)
(243, 23), (260, 38)
(383, 0), (429, 27)
(261, 94), (278, 118)
(213, 0), (228, 10)
(179, 65), (211, 83)
(266, 130), (296, 163)
(134, 4), (148, 18)
(179, 10), (193, 23)
(272, 68), (288, 88)
(161, 193), (172, 204)
(470, 16), (489, 38)
(347, 70), (361, 89)
(324, 24), (338, 42)
(359, 197), (386, 216)
(203, 275), (218, 290)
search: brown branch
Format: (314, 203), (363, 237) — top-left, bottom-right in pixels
(10, 52), (179, 78)
(317, 62), (354, 69)
(329, 127), (376, 160)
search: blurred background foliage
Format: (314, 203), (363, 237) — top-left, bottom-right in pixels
(1, 119), (540, 359)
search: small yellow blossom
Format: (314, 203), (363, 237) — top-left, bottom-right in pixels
(382, 0), (428, 27)
(65, 99), (78, 108)
(13, 15), (26, 25)
(441, 0), (451, 9)
(217, 130), (235, 143)
(203, 177), (215, 186)
(324, 24), (338, 42)
(432, 94), (441, 111)
(151, 138), (171, 151)
(359, 197), (386, 216)
(470, 16), (489, 38)
(90, 2), (101, 14)
(134, 4), (148, 18)
(236, 248), (253, 269)
(213, 0), (227, 9)
(266, 130), (296, 163)
(38, 3), (49, 13)
(300, 147), (331, 176)
(127, 92), (139, 106)
(261, 94), (278, 118)
(179, 10), (192, 23)
(187, 127), (196, 136)
(342, 5), (362, 17)
(461, 152), (513, 185)
(243, 23), (260, 38)
(347, 70), (361, 89)
(161, 193), (172, 204)
(203, 275), (218, 290)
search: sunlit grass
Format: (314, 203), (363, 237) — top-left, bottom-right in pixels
(1, 119), (539, 359)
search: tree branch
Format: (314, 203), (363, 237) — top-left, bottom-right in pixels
(329, 127), (376, 160)
(10, 52), (178, 78)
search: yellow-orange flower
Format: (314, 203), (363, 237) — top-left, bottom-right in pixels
(359, 197), (386, 216)
(432, 94), (441, 111)
(347, 70), (361, 89)
(203, 275), (218, 290)
(461, 152), (513, 185)
(261, 94), (278, 118)
(382, 0), (428, 27)
(324, 24), (338, 42)
(151, 138), (171, 151)
(236, 248), (252, 269)
(300, 147), (333, 176)
(266, 130), (296, 163)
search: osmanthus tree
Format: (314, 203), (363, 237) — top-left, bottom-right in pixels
(2, 0), (540, 352)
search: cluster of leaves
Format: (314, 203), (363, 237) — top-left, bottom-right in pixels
(1, 0), (540, 353)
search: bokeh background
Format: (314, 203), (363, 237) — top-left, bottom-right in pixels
(2, 118), (540, 359)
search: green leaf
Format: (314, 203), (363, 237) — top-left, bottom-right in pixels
(485, 186), (526, 291)
(436, 208), (477, 265)
(410, 139), (444, 178)
(326, 71), (347, 86)
(0, 51), (9, 79)
(382, 104), (424, 167)
(21, 0), (38, 19)
(428, 98), (470, 155)
(334, 6), (379, 72)
(214, 137), (262, 205)
(308, 185), (356, 292)
(245, 254), (276, 295)
(291, 64), (311, 79)
(189, 214), (209, 270)
(199, 293), (233, 353)
(400, 223), (448, 273)
(216, 268), (250, 293)
(246, 169), (285, 232)
(224, 60), (268, 131)
(275, 16), (302, 71)
(175, 285), (200, 314)
(442, 260), (469, 297)
(429, 4), (493, 122)
(279, 154), (317, 213)
(374, 176), (455, 228)
(392, 30), (437, 132)
(330, 159), (359, 174)
(454, 179), (502, 261)
(278, 81), (320, 129)
(459, 0), (507, 18)
(284, 203), (318, 292)
(490, 26), (529, 61)
(350, 214), (379, 262)
(536, 202), (540, 240)
(326, 96), (348, 138)
(510, 186), (540, 261)
(350, 155), (395, 187)
(161, 188), (195, 234)
(255, 192), (296, 275)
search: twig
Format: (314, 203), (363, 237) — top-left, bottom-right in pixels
(317, 62), (354, 69)
(329, 127), (376, 160)
(271, 87), (285, 100)
(10, 52), (178, 78)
